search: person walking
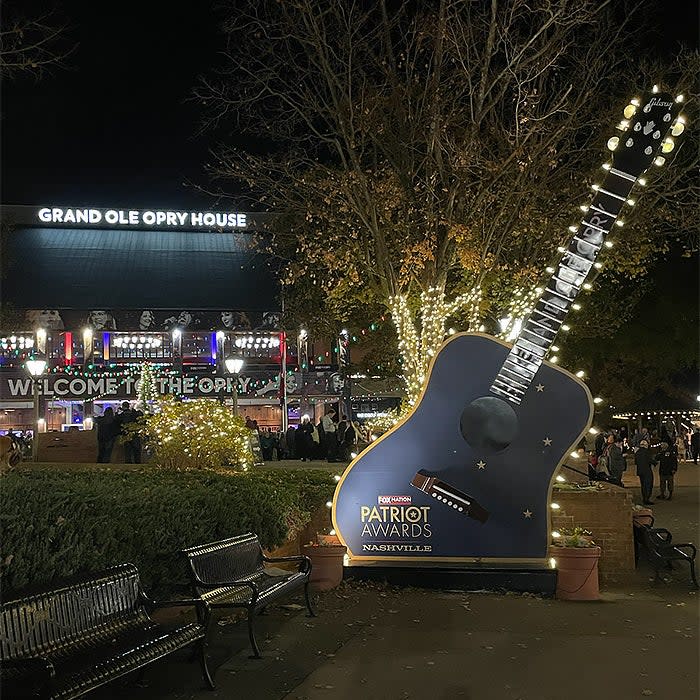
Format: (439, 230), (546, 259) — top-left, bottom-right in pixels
(634, 439), (657, 505)
(656, 442), (678, 500)
(95, 407), (119, 463)
(691, 428), (700, 465)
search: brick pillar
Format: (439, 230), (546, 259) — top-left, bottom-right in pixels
(551, 484), (635, 585)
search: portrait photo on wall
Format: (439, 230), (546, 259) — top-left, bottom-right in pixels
(86, 310), (117, 330)
(18, 309), (282, 333)
(25, 309), (65, 330)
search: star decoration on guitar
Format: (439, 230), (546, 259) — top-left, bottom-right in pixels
(536, 384), (544, 392)
(476, 460), (486, 470)
(523, 509), (533, 519)
(542, 437), (553, 447)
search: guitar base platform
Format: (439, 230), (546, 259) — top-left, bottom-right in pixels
(343, 561), (557, 596)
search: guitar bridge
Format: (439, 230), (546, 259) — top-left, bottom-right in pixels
(411, 470), (489, 524)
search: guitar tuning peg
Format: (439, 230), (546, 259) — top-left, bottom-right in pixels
(671, 120), (685, 136)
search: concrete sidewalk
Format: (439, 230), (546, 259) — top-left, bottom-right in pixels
(91, 486), (699, 700)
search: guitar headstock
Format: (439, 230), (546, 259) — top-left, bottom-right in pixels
(607, 88), (685, 177)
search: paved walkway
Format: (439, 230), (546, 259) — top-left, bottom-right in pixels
(90, 483), (698, 700)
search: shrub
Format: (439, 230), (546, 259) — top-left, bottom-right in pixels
(124, 396), (254, 469)
(0, 466), (336, 598)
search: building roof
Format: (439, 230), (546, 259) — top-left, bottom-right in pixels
(2, 225), (280, 311)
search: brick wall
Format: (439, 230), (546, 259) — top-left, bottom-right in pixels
(551, 484), (636, 585)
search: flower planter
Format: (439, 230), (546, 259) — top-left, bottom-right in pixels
(552, 546), (601, 601)
(633, 507), (654, 527)
(302, 544), (347, 592)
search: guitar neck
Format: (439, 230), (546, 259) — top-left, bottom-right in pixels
(491, 167), (637, 405)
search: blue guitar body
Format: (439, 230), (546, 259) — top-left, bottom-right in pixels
(333, 332), (592, 563)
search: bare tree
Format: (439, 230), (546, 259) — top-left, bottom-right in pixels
(0, 6), (73, 78)
(198, 0), (696, 402)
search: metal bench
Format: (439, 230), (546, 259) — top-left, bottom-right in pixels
(182, 533), (314, 659)
(636, 523), (698, 589)
(0, 563), (214, 699)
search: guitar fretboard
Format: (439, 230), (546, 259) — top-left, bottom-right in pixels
(490, 167), (637, 404)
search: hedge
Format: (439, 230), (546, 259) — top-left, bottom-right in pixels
(0, 466), (336, 598)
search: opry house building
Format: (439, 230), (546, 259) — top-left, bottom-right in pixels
(0, 204), (356, 443)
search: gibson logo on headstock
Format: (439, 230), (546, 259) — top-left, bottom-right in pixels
(648, 97), (673, 108)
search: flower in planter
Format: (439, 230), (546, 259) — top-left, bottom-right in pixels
(552, 527), (597, 548)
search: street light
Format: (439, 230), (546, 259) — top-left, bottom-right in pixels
(224, 356), (245, 416)
(26, 358), (47, 462)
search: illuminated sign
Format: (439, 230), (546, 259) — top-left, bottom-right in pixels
(36, 207), (248, 230)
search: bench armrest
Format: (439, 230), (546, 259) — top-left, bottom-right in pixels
(650, 527), (672, 539)
(263, 554), (312, 573)
(658, 542), (696, 558)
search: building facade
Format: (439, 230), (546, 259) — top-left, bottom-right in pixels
(0, 205), (351, 436)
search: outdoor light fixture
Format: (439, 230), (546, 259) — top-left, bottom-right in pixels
(0, 335), (34, 352)
(113, 334), (162, 350)
(233, 334), (280, 350)
(26, 359), (47, 462)
(224, 356), (245, 415)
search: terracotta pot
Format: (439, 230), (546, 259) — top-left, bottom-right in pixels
(552, 546), (601, 601)
(302, 544), (347, 592)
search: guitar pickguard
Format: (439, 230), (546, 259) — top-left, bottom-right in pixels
(332, 333), (592, 563)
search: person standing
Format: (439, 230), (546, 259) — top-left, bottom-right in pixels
(691, 428), (700, 465)
(657, 442), (678, 500)
(321, 407), (338, 462)
(606, 435), (626, 485)
(296, 416), (314, 461)
(117, 401), (142, 464)
(634, 439), (657, 505)
(95, 407), (119, 463)
(285, 423), (297, 459)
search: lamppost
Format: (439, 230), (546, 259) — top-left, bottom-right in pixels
(225, 356), (244, 416)
(26, 358), (47, 462)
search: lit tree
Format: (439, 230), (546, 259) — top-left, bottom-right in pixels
(199, 0), (697, 403)
(136, 363), (159, 414)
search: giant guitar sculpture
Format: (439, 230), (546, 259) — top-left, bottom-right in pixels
(333, 89), (685, 564)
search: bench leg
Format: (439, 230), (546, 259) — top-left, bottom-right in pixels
(304, 581), (316, 617)
(197, 640), (216, 690)
(689, 560), (699, 589)
(247, 609), (263, 659)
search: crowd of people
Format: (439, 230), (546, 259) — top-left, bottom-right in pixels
(245, 408), (365, 463)
(583, 424), (699, 506)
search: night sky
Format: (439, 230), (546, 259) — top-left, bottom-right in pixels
(1, 0), (698, 210)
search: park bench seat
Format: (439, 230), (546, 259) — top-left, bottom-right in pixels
(0, 563), (214, 699)
(182, 533), (314, 658)
(635, 522), (698, 589)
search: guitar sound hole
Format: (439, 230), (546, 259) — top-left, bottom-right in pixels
(460, 396), (518, 454)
